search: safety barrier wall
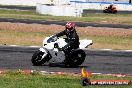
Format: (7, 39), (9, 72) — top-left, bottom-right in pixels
(0, 0), (70, 6)
(36, 3), (83, 17)
(0, 0), (51, 6)
(70, 1), (132, 11)
(0, 0), (131, 11)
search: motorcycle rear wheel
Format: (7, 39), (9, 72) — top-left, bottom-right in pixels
(112, 10), (117, 14)
(65, 49), (86, 67)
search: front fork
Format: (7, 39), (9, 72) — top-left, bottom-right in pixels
(39, 47), (48, 59)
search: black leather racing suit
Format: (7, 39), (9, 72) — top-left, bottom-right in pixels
(55, 29), (79, 54)
(108, 5), (113, 12)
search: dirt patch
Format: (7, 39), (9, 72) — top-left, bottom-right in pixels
(0, 22), (132, 37)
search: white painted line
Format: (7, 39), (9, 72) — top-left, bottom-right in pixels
(123, 50), (132, 52)
(1, 45), (132, 52)
(3, 45), (40, 48)
(100, 49), (112, 50)
(10, 45), (19, 46)
(92, 73), (102, 75)
(26, 45), (41, 47)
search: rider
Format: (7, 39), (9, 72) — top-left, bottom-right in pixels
(108, 4), (113, 12)
(55, 22), (80, 54)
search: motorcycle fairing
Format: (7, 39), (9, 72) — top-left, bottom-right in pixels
(48, 49), (65, 63)
(43, 36), (93, 50)
(79, 39), (93, 49)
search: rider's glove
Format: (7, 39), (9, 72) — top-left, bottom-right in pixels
(54, 43), (63, 51)
(52, 35), (58, 41)
(58, 48), (63, 51)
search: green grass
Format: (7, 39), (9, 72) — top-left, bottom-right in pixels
(0, 72), (132, 88)
(0, 9), (37, 15)
(86, 36), (132, 50)
(82, 13), (132, 24)
(89, 36), (132, 45)
(0, 9), (132, 24)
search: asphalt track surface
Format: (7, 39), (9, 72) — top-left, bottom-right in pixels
(83, 9), (132, 14)
(0, 5), (35, 11)
(0, 46), (132, 74)
(0, 18), (132, 29)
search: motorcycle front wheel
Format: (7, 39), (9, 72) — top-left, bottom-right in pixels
(103, 9), (107, 13)
(31, 50), (51, 66)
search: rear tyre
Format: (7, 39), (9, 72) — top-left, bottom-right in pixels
(65, 49), (86, 67)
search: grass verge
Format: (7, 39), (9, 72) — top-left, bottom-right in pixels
(0, 71), (132, 88)
(0, 9), (132, 24)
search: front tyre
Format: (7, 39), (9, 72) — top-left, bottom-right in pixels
(31, 50), (51, 66)
(103, 10), (106, 13)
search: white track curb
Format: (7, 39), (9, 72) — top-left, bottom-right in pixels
(0, 69), (132, 78)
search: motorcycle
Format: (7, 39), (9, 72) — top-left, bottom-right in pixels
(31, 35), (93, 67)
(103, 5), (117, 14)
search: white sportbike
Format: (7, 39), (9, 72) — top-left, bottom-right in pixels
(31, 35), (93, 67)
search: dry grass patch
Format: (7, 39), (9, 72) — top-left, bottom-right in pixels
(0, 22), (132, 37)
(77, 27), (132, 37)
(0, 22), (132, 49)
(0, 22), (64, 33)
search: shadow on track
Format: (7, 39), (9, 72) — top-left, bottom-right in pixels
(46, 62), (89, 68)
